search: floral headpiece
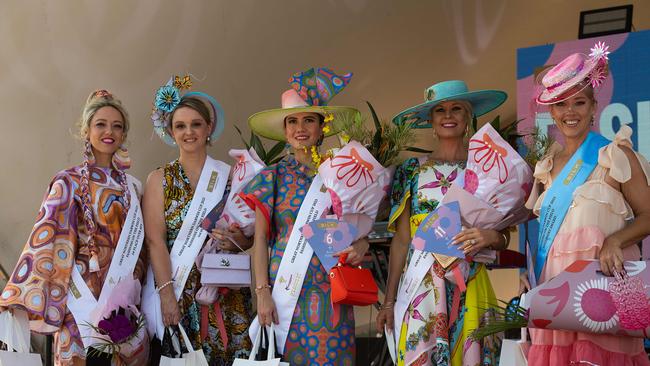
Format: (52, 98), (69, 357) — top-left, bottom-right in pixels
(92, 89), (113, 99)
(151, 74), (225, 146)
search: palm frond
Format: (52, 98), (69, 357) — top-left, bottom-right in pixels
(523, 126), (555, 167)
(470, 299), (528, 340)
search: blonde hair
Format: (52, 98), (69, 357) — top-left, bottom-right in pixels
(77, 90), (131, 270)
(78, 90), (130, 140)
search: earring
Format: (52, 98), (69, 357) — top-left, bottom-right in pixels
(207, 136), (211, 142)
(84, 139), (93, 155)
(317, 134), (324, 146)
(590, 115), (595, 126)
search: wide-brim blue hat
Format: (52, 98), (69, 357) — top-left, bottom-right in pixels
(392, 80), (507, 128)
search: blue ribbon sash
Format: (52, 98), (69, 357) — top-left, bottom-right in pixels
(535, 132), (610, 282)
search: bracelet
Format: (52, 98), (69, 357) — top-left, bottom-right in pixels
(155, 280), (174, 293)
(501, 232), (509, 248)
(380, 301), (395, 310)
(254, 284), (272, 294)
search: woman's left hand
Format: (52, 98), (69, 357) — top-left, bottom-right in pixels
(599, 237), (624, 276)
(335, 237), (370, 266)
(453, 228), (500, 256)
(210, 224), (253, 252)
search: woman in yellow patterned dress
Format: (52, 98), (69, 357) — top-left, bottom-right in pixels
(377, 80), (509, 365)
(143, 78), (253, 365)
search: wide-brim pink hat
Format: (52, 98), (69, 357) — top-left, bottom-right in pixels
(536, 41), (610, 105)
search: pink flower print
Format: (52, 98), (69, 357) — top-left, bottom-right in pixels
(538, 281), (569, 316)
(329, 147), (375, 188)
(408, 289), (431, 322)
(232, 155), (247, 182)
(328, 188), (343, 218)
(469, 133), (509, 183)
(463, 169), (479, 194)
(419, 168), (458, 195)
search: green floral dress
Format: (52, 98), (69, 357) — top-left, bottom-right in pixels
(389, 157), (501, 366)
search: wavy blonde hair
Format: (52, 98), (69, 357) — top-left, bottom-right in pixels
(77, 90), (131, 270)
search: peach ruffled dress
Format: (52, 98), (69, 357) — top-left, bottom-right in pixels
(526, 126), (650, 366)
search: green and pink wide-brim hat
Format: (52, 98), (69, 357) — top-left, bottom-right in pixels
(248, 67), (360, 142)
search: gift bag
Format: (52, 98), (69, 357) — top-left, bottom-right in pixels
(233, 324), (288, 366)
(200, 252), (251, 288)
(0, 310), (42, 366)
(159, 324), (209, 366)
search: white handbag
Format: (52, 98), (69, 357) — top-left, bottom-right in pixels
(499, 328), (530, 366)
(0, 310), (42, 366)
(159, 324), (209, 366)
(233, 324), (289, 366)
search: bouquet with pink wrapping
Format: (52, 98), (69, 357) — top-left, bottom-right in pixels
(472, 260), (650, 340)
(463, 123), (532, 215)
(522, 260), (650, 336)
(86, 278), (149, 365)
(211, 148), (265, 237)
(317, 140), (393, 238)
(436, 123), (532, 267)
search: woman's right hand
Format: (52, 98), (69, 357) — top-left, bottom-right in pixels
(256, 289), (278, 326)
(376, 307), (394, 333)
(159, 287), (181, 326)
(519, 271), (531, 294)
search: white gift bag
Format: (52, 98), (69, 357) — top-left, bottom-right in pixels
(499, 328), (529, 366)
(233, 324), (288, 366)
(159, 324), (209, 366)
(0, 310), (42, 366)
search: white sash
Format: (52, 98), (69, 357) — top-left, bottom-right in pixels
(67, 174), (145, 348)
(142, 156), (230, 339)
(393, 249), (434, 339)
(249, 174), (331, 354)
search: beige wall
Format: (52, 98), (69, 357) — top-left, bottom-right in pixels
(2, 0), (649, 303)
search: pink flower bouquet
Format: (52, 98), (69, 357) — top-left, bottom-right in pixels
(317, 140), (393, 238)
(472, 260), (650, 340)
(214, 148), (265, 237)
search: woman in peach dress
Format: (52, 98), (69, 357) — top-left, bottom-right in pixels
(523, 42), (650, 365)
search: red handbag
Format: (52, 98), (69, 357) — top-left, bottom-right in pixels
(329, 253), (378, 306)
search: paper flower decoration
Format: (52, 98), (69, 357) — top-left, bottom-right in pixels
(589, 41), (610, 61)
(155, 85), (181, 113)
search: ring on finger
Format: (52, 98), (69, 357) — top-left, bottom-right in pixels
(470, 239), (476, 245)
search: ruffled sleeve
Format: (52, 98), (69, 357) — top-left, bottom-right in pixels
(526, 142), (562, 214)
(0, 172), (78, 334)
(239, 164), (278, 240)
(387, 157), (419, 232)
(598, 125), (650, 185)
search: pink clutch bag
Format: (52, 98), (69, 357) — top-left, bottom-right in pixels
(200, 253), (251, 288)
